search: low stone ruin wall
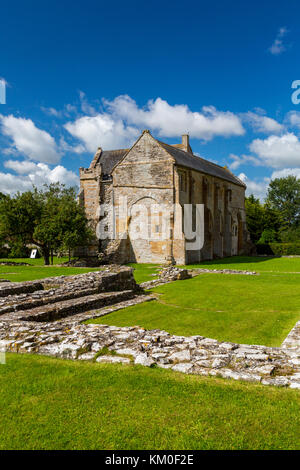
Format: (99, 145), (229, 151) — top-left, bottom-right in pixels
(0, 266), (140, 322)
(0, 280), (44, 298)
(1, 265), (300, 389)
(1, 319), (300, 389)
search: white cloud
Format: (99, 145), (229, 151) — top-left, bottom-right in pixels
(40, 106), (62, 118)
(79, 91), (97, 116)
(0, 160), (79, 195)
(105, 95), (245, 141)
(64, 113), (139, 152)
(4, 160), (39, 174)
(238, 173), (270, 201)
(0, 115), (61, 164)
(271, 168), (300, 179)
(64, 95), (245, 152)
(249, 133), (300, 168)
(228, 153), (261, 170)
(59, 137), (86, 155)
(269, 26), (289, 55)
(243, 111), (283, 134)
(285, 111), (300, 129)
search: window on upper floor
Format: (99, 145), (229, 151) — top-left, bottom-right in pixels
(178, 171), (187, 192)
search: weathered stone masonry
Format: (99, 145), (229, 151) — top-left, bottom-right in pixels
(79, 131), (253, 264)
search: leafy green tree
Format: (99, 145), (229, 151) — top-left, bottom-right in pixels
(245, 195), (265, 243)
(0, 184), (93, 265)
(258, 228), (277, 243)
(266, 176), (300, 228)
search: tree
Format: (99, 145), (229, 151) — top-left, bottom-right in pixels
(0, 184), (93, 265)
(245, 194), (282, 243)
(245, 195), (265, 243)
(266, 176), (300, 228)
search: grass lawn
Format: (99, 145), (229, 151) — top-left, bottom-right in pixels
(0, 257), (101, 282)
(0, 353), (299, 450)
(127, 263), (160, 283)
(87, 257), (300, 346)
(184, 255), (300, 273)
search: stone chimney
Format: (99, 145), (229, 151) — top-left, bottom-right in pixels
(182, 134), (192, 154)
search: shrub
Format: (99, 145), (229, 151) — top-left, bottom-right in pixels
(8, 242), (30, 259)
(256, 242), (300, 256)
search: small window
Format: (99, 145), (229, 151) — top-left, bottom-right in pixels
(179, 171), (187, 191)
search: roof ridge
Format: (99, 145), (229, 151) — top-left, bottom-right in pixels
(157, 139), (245, 187)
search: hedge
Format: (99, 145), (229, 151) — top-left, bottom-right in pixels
(256, 243), (300, 255)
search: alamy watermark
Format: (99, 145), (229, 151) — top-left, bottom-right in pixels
(0, 79), (6, 104)
(96, 198), (205, 251)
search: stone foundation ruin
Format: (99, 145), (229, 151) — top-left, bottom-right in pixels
(0, 267), (300, 389)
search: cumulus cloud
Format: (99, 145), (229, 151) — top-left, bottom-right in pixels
(0, 115), (61, 164)
(105, 95), (245, 140)
(269, 26), (289, 55)
(228, 153), (261, 170)
(0, 160), (79, 195)
(285, 111), (300, 129)
(64, 113), (139, 152)
(242, 111), (283, 134)
(64, 95), (245, 152)
(270, 168), (300, 180)
(238, 173), (270, 200)
(249, 133), (300, 168)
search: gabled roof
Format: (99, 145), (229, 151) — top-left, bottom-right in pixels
(91, 132), (245, 187)
(158, 140), (245, 187)
(96, 149), (128, 175)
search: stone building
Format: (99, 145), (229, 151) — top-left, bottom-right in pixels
(79, 130), (252, 264)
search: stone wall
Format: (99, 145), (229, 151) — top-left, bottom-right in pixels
(79, 131), (252, 264)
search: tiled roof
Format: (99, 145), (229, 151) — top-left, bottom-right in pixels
(98, 149), (128, 175)
(94, 136), (245, 187)
(158, 141), (245, 187)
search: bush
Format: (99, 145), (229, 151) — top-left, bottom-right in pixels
(256, 242), (300, 256)
(8, 243), (30, 259)
(258, 229), (277, 244)
(0, 245), (9, 258)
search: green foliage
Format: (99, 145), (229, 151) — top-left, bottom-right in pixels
(256, 243), (300, 256)
(0, 184), (93, 265)
(245, 195), (281, 243)
(258, 228), (277, 244)
(245, 195), (266, 243)
(280, 226), (300, 243)
(266, 176), (300, 228)
(7, 242), (30, 259)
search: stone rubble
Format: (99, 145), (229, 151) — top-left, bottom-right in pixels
(140, 266), (258, 289)
(0, 266), (299, 389)
(0, 318), (300, 388)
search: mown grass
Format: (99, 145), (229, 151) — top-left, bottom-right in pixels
(88, 257), (300, 346)
(0, 256), (70, 266)
(183, 255), (300, 273)
(0, 257), (101, 282)
(0, 354), (299, 450)
(127, 263), (160, 283)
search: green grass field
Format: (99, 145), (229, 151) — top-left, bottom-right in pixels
(89, 257), (300, 346)
(1, 256), (300, 450)
(0, 353), (299, 450)
(0, 257), (101, 282)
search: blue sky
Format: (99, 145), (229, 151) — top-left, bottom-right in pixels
(1, 0), (300, 199)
